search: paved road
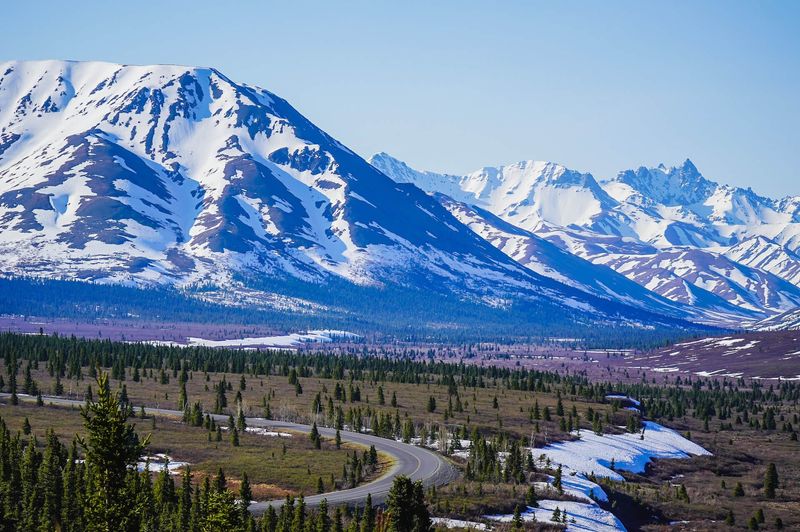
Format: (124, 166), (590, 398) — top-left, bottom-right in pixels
(1, 393), (459, 512)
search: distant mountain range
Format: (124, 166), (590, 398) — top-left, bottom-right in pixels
(370, 153), (800, 326)
(0, 59), (793, 336)
(0, 59), (701, 340)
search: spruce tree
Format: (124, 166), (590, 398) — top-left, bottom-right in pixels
(79, 373), (150, 531)
(361, 493), (375, 532)
(62, 440), (81, 531)
(512, 505), (523, 530)
(292, 494), (306, 532)
(178, 467), (192, 532)
(38, 429), (65, 531)
(764, 463), (778, 499)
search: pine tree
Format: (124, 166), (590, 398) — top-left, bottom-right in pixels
(62, 440), (82, 531)
(512, 505), (523, 530)
(204, 489), (241, 530)
(38, 429), (65, 531)
(240, 471), (252, 520)
(361, 493), (375, 532)
(262, 505), (278, 532)
(178, 467), (193, 532)
(333, 506), (344, 532)
(237, 404), (247, 432)
(20, 435), (42, 530)
(79, 373), (149, 531)
(23, 362), (37, 395)
(310, 422), (322, 449)
(525, 485), (538, 507)
(386, 476), (416, 532)
(317, 498), (331, 532)
(215, 468), (227, 493)
(427, 396), (436, 413)
(764, 463), (778, 499)
(292, 494), (306, 532)
(554, 464), (563, 494)
(8, 354), (18, 405)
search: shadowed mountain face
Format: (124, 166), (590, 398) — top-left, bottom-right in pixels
(0, 59), (701, 334)
(370, 153), (800, 326)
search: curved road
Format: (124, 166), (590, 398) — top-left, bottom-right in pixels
(2, 393), (458, 512)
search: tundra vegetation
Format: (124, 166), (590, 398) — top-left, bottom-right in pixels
(0, 331), (798, 530)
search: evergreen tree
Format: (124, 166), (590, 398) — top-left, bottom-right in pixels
(62, 440), (82, 531)
(38, 429), (65, 531)
(240, 471), (252, 521)
(764, 463), (778, 499)
(553, 464), (563, 494)
(310, 422), (322, 449)
(79, 373), (149, 531)
(385, 476), (430, 532)
(511, 505), (523, 530)
(215, 467), (227, 493)
(317, 498), (331, 532)
(426, 396), (436, 413)
(525, 485), (538, 507)
(292, 494), (306, 532)
(333, 506), (344, 532)
(204, 489), (241, 530)
(178, 467), (193, 532)
(361, 493), (375, 532)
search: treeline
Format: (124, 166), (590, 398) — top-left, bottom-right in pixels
(6, 330), (798, 437)
(0, 275), (707, 347)
(0, 331), (591, 391)
(0, 373), (433, 532)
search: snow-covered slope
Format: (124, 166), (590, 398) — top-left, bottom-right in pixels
(1, 60), (697, 332)
(0, 61), (530, 296)
(435, 194), (691, 318)
(371, 153), (800, 324)
(754, 308), (800, 331)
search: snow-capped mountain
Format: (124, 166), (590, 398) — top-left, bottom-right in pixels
(370, 153), (800, 324)
(434, 194), (690, 318)
(0, 61), (521, 293)
(1, 60), (692, 332)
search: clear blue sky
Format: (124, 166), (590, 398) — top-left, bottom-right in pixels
(2, 1), (798, 196)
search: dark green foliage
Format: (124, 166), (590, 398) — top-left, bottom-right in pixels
(764, 463), (778, 499)
(385, 475), (431, 532)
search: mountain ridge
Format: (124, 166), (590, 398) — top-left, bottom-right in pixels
(0, 59), (701, 336)
(370, 152), (800, 324)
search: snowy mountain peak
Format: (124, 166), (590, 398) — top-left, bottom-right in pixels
(2, 60), (562, 305)
(374, 152), (800, 323)
(612, 158), (714, 206)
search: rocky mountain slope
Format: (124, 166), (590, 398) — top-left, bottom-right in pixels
(0, 60), (692, 334)
(370, 153), (800, 325)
